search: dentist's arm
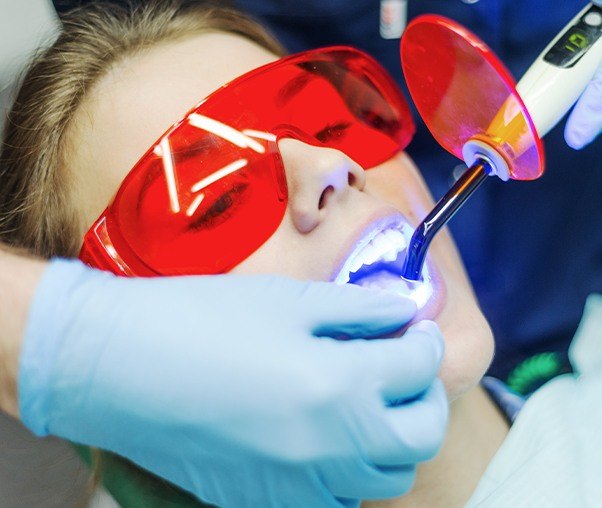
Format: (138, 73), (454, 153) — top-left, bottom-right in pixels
(1, 248), (448, 508)
(0, 248), (46, 418)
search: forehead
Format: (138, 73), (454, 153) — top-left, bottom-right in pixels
(68, 32), (278, 226)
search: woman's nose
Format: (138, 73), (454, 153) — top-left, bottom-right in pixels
(278, 138), (366, 233)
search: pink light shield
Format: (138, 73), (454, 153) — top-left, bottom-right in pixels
(401, 15), (544, 180)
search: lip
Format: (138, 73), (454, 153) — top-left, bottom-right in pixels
(330, 208), (446, 324)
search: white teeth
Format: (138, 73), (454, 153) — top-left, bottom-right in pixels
(335, 225), (412, 284)
(382, 248), (398, 262)
(384, 228), (407, 249)
(370, 233), (390, 254)
(350, 255), (364, 273)
(361, 242), (382, 266)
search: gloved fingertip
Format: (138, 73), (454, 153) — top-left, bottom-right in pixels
(352, 285), (418, 319)
(564, 69), (602, 150)
(407, 320), (444, 360)
(564, 123), (587, 150)
(383, 290), (418, 313)
(408, 319), (440, 336)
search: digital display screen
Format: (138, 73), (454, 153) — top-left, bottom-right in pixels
(544, 5), (601, 68)
(565, 30), (589, 52)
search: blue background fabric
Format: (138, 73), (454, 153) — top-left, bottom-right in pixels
(52, 0), (602, 379)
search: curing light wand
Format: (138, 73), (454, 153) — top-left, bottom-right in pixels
(401, 160), (491, 281)
(400, 1), (602, 282)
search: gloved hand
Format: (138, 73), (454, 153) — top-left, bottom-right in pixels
(565, 62), (602, 149)
(19, 259), (447, 508)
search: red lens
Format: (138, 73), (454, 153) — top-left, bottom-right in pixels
(107, 137), (286, 275)
(80, 47), (415, 275)
(401, 15), (544, 180)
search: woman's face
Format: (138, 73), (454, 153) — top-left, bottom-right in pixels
(67, 32), (493, 399)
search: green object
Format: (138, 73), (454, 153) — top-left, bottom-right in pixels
(74, 446), (215, 508)
(507, 352), (562, 395)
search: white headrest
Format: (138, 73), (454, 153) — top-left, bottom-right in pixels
(0, 0), (60, 133)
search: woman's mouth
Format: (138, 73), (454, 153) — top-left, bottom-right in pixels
(332, 217), (434, 310)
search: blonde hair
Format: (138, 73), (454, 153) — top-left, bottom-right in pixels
(0, 0), (284, 259)
(0, 2), (284, 505)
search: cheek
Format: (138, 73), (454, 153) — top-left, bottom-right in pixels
(228, 213), (334, 281)
(438, 300), (495, 400)
(228, 221), (296, 276)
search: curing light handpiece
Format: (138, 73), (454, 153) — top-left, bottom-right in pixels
(400, 2), (602, 282)
(401, 159), (492, 281)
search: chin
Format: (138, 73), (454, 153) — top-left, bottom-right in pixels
(436, 298), (495, 401)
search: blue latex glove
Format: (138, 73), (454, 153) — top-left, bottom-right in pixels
(565, 63), (602, 149)
(19, 259), (447, 508)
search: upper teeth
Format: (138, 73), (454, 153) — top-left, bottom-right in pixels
(334, 225), (411, 284)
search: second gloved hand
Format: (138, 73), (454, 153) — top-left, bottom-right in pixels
(19, 259), (448, 508)
(565, 62), (602, 149)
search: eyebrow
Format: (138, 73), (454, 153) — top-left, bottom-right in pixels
(275, 72), (313, 108)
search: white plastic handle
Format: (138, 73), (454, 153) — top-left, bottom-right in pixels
(516, 3), (602, 137)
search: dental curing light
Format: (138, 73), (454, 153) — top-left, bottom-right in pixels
(400, 3), (602, 281)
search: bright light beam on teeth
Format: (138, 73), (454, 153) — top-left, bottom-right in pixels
(370, 233), (391, 256)
(384, 229), (406, 248)
(359, 242), (381, 266)
(350, 256), (364, 273)
(383, 249), (398, 262)
(402, 277), (433, 309)
(339, 226), (409, 282)
(335, 224), (434, 309)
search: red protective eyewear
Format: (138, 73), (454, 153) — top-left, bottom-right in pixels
(79, 47), (415, 276)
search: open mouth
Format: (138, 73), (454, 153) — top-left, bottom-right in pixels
(333, 220), (433, 309)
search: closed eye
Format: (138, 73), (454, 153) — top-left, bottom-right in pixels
(187, 182), (249, 231)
